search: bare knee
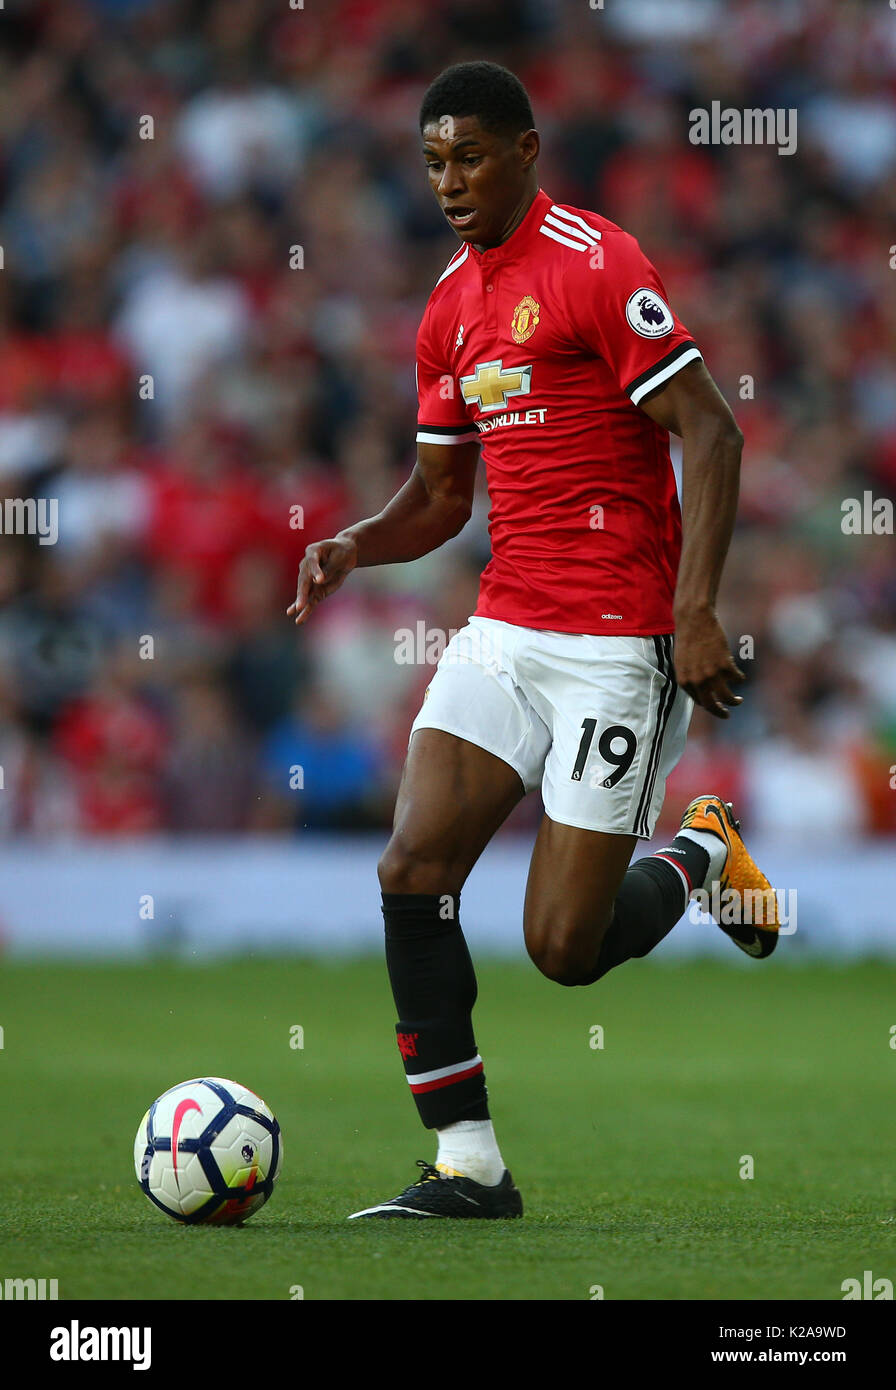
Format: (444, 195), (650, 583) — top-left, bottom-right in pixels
(377, 831), (465, 897)
(525, 912), (612, 986)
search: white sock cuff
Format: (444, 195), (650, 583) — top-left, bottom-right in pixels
(438, 1119), (493, 1137)
(677, 827), (728, 887)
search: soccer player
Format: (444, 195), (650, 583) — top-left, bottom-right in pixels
(288, 61), (780, 1219)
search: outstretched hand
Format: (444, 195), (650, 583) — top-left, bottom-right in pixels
(287, 537), (358, 626)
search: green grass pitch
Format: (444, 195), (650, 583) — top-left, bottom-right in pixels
(1, 955), (894, 1300)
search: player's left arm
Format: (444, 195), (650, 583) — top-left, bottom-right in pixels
(638, 359), (746, 719)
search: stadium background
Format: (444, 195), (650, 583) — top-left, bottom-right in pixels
(0, 0), (894, 946)
(2, 0), (896, 1309)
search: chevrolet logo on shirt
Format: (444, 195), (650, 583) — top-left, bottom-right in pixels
(460, 359), (533, 413)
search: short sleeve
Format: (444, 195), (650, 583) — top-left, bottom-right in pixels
(573, 230), (702, 407)
(415, 306), (480, 446)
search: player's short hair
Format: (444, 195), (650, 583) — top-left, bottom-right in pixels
(419, 62), (535, 143)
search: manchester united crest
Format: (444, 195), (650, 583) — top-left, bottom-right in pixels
(510, 295), (540, 344)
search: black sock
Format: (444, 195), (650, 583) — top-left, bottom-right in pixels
(582, 853), (697, 983)
(382, 892), (489, 1129)
(652, 833), (711, 899)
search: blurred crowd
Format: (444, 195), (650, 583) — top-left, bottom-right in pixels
(0, 0), (894, 842)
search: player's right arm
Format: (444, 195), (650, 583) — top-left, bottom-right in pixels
(287, 439), (479, 626)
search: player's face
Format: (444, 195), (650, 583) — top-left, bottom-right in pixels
(421, 115), (537, 249)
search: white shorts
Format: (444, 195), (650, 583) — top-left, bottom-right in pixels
(409, 616), (693, 838)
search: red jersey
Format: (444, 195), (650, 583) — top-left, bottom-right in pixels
(415, 187), (702, 635)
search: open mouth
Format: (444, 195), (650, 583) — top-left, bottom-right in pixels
(445, 206), (477, 228)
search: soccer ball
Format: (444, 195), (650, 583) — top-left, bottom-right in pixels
(134, 1077), (282, 1225)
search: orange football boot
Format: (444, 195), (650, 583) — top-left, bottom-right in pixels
(679, 795), (779, 959)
